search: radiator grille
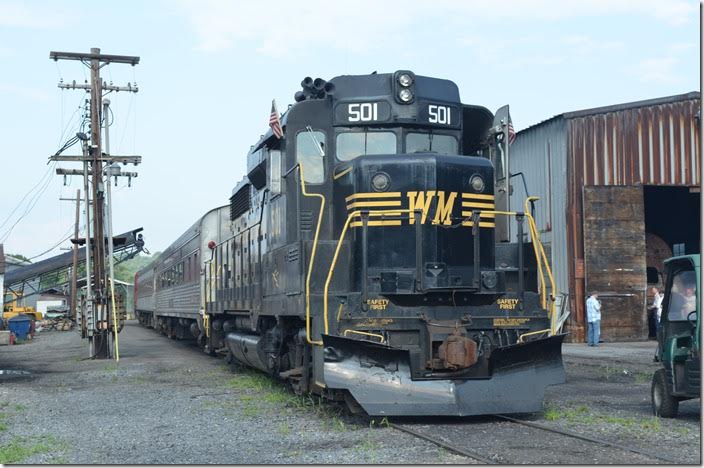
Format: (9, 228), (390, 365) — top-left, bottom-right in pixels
(230, 184), (251, 220)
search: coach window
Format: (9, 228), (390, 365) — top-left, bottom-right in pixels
(296, 130), (325, 184)
(336, 131), (396, 161)
(406, 132), (458, 155)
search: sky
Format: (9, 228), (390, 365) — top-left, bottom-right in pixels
(0, 0), (699, 261)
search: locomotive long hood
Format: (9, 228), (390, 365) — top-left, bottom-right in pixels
(322, 334), (566, 416)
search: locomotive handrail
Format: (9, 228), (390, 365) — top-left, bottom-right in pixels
(343, 329), (386, 343)
(291, 163), (327, 346)
(325, 205), (559, 338)
(523, 196), (557, 334)
(324, 208), (417, 338)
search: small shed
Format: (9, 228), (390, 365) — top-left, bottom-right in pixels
(510, 92), (700, 342)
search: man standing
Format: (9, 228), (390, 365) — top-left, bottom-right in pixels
(651, 287), (664, 333)
(586, 292), (601, 347)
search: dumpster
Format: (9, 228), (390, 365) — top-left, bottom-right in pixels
(8, 314), (33, 341)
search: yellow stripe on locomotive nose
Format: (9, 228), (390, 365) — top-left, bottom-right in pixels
(345, 192), (402, 203)
(461, 201), (495, 209)
(346, 200), (402, 210)
(461, 221), (497, 228)
(461, 193), (495, 200)
(461, 211), (496, 218)
(350, 220), (403, 227)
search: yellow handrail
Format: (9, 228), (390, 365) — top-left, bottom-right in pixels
(298, 165), (326, 346)
(322, 200), (558, 340)
(523, 196), (557, 334)
(324, 209), (416, 337)
(517, 328), (551, 343)
(343, 329), (385, 343)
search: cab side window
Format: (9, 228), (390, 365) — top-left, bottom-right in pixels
(269, 149), (282, 195)
(296, 130), (326, 184)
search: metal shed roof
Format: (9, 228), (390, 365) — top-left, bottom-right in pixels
(519, 91), (700, 134)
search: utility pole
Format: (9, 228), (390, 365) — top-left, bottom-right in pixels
(70, 189), (80, 321)
(50, 48), (140, 359)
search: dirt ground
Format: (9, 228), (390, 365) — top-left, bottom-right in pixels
(0, 323), (699, 464)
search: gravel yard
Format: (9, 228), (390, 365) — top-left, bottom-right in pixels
(0, 322), (473, 464)
(0, 324), (699, 464)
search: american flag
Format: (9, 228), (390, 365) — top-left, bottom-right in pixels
(507, 114), (516, 145)
(269, 99), (284, 139)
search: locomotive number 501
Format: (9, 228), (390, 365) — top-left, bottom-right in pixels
(428, 104), (451, 124)
(348, 102), (378, 122)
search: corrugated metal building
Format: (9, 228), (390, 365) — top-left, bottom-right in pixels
(510, 92), (700, 342)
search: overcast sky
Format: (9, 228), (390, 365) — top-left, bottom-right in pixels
(0, 0), (698, 261)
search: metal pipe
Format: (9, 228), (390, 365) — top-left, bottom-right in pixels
(82, 151), (92, 338)
(516, 213), (525, 310)
(361, 212), (369, 308)
(415, 211), (423, 292)
(103, 98), (119, 361)
(472, 211), (480, 289)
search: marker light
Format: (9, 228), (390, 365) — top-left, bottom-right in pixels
(399, 88), (413, 103)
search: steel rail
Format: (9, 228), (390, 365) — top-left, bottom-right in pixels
(389, 423), (498, 464)
(496, 415), (684, 464)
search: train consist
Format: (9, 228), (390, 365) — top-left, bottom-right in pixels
(136, 70), (566, 416)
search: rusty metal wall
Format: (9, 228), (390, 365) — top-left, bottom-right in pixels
(514, 93), (700, 342)
(566, 94), (700, 342)
(568, 97), (700, 187)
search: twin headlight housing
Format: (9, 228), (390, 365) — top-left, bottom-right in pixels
(394, 70), (415, 104)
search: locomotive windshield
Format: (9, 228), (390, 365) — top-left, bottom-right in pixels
(406, 132), (458, 154)
(336, 130), (397, 161)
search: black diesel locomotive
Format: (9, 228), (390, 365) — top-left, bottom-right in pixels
(136, 70), (565, 416)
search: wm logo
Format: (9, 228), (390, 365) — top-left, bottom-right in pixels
(346, 191), (495, 228)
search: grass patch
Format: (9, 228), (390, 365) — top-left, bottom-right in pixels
(277, 422), (291, 435)
(634, 372), (652, 384)
(103, 364), (119, 374)
(640, 417), (661, 431)
(543, 403), (662, 432)
(13, 404), (26, 412)
(0, 436), (65, 464)
(224, 371), (273, 392)
(241, 402), (262, 418)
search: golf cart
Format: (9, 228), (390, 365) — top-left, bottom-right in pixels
(651, 254), (700, 417)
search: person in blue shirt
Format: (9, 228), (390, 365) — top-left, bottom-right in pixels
(586, 292), (602, 347)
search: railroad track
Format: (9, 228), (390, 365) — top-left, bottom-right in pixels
(390, 415), (685, 464)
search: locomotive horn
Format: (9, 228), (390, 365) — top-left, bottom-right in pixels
(294, 91), (306, 102)
(301, 76), (313, 89)
(323, 81), (335, 95)
(313, 78), (326, 91)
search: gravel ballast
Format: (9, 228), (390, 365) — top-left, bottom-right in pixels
(0, 322), (473, 464)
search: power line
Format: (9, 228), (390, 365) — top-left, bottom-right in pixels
(26, 225), (74, 260)
(0, 161), (58, 242)
(0, 160), (57, 232)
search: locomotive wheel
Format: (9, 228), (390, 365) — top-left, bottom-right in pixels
(652, 368), (679, 418)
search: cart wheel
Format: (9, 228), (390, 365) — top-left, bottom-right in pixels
(651, 368), (678, 418)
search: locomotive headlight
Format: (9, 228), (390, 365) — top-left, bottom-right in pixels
(398, 73), (413, 87)
(399, 88), (413, 103)
(470, 174), (485, 192)
(371, 172), (390, 192)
